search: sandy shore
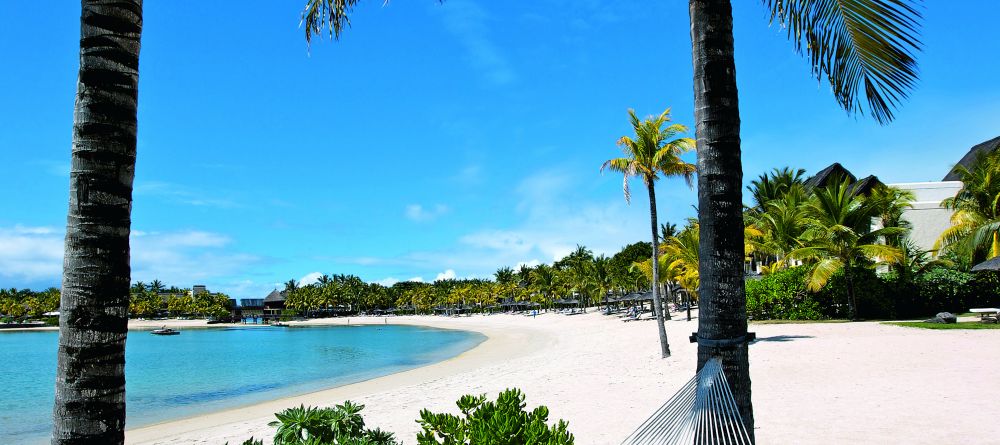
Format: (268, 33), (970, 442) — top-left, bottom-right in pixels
(123, 312), (1000, 444)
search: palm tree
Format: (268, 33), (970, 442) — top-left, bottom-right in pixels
(530, 264), (558, 306)
(936, 148), (1000, 263)
(869, 185), (916, 249)
(284, 279), (299, 294)
(745, 183), (810, 271)
(148, 279), (165, 294)
(659, 222), (678, 241)
(747, 167), (807, 209)
(494, 267), (515, 286)
(788, 180), (906, 319)
(663, 220), (701, 299)
(53, 2), (143, 443)
(688, 0), (922, 434)
(602, 108), (695, 358)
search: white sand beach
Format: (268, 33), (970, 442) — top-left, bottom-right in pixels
(124, 312), (1000, 444)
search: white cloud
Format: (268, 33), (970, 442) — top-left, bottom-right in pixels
(0, 225), (64, 282)
(298, 272), (323, 286)
(407, 276), (425, 283)
(0, 224), (261, 292)
(405, 204), (449, 222)
(376, 277), (400, 287)
(435, 269), (457, 281)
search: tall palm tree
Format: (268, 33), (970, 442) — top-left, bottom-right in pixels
(936, 148), (1000, 263)
(602, 108), (695, 358)
(688, 0), (922, 434)
(53, 2), (143, 443)
(788, 180), (906, 319)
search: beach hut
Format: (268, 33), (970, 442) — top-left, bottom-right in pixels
(262, 289), (286, 322)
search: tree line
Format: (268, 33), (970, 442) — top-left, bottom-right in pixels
(48, 0), (927, 442)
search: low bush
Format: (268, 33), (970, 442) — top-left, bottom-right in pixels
(268, 401), (399, 445)
(416, 388), (574, 445)
(747, 267), (1000, 320)
(745, 267), (826, 320)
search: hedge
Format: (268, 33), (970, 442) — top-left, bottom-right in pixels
(745, 266), (1000, 320)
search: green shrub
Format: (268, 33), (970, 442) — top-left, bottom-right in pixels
(745, 267), (826, 320)
(747, 266), (1000, 321)
(416, 388), (574, 445)
(267, 401), (399, 445)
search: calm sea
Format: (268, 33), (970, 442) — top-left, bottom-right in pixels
(0, 324), (484, 444)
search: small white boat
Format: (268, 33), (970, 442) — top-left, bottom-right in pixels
(150, 327), (180, 336)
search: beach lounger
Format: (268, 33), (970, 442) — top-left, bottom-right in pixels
(970, 308), (1000, 323)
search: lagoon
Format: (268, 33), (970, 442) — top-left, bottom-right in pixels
(0, 324), (484, 444)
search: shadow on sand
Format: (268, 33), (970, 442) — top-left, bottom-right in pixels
(751, 334), (814, 343)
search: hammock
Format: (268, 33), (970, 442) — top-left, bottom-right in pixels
(621, 357), (752, 445)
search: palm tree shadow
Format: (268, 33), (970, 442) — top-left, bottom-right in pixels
(751, 335), (814, 343)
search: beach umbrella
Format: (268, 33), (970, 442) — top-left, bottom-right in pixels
(972, 255), (1000, 272)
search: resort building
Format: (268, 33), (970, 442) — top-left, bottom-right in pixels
(888, 135), (999, 252)
(263, 289), (287, 320)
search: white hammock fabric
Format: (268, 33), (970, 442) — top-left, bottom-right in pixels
(621, 357), (752, 445)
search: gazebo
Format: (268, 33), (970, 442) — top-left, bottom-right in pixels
(972, 256), (1000, 272)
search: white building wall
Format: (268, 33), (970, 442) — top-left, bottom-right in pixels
(889, 181), (963, 251)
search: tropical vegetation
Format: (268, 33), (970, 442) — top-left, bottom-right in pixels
(42, 0), (930, 442)
(417, 388), (574, 444)
(269, 402), (399, 445)
(234, 388), (573, 445)
(602, 107), (695, 358)
(935, 146), (1000, 266)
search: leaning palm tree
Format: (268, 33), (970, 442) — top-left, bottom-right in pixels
(687, 0), (922, 434)
(52, 2), (143, 443)
(602, 108), (695, 358)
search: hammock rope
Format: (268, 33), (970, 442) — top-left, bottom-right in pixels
(621, 357), (752, 445)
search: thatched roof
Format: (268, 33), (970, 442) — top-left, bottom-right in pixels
(553, 299), (580, 305)
(804, 163), (856, 189)
(804, 163), (883, 197)
(263, 289), (286, 303)
(852, 175), (885, 196)
(972, 256), (1000, 272)
(944, 136), (1000, 181)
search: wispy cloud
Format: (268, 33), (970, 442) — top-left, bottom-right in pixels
(134, 181), (240, 208)
(438, 0), (515, 86)
(344, 167), (659, 279)
(405, 204), (449, 222)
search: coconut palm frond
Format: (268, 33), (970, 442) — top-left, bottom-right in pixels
(763, 0), (923, 124)
(857, 243), (904, 264)
(301, 0), (362, 43)
(786, 246), (827, 262)
(968, 219), (1000, 257)
(805, 258), (843, 292)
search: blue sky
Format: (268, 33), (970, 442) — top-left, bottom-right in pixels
(1, 1), (997, 297)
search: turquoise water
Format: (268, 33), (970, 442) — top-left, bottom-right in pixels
(0, 324), (484, 444)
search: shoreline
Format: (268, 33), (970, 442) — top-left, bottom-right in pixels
(124, 315), (548, 444)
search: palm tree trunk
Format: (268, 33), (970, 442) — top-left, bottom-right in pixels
(689, 0), (754, 439)
(52, 2), (143, 444)
(844, 260), (858, 321)
(647, 181), (671, 358)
